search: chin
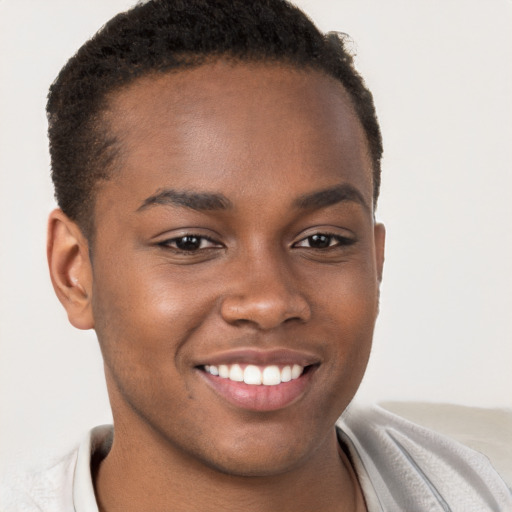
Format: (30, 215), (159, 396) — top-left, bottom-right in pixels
(198, 446), (309, 478)
(183, 419), (330, 479)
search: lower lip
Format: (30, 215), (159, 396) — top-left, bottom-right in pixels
(199, 368), (315, 412)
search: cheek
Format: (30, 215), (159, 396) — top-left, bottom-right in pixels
(90, 269), (203, 419)
(316, 265), (379, 376)
(90, 262), (212, 373)
(95, 258), (199, 325)
(316, 258), (380, 327)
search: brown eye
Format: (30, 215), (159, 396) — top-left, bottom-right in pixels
(175, 235), (202, 251)
(307, 234), (332, 249)
(159, 234), (222, 252)
(293, 232), (355, 250)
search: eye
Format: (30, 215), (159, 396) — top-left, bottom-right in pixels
(293, 233), (354, 249)
(158, 234), (222, 252)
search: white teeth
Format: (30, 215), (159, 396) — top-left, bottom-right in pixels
(291, 364), (303, 379)
(244, 365), (262, 385)
(262, 365), (281, 386)
(204, 363), (305, 386)
(229, 364), (244, 382)
(281, 365), (292, 383)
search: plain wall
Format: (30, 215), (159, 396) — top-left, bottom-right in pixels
(1, 0), (511, 470)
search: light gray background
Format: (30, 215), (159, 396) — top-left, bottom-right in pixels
(1, 0), (511, 470)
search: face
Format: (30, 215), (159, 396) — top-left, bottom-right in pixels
(86, 62), (384, 476)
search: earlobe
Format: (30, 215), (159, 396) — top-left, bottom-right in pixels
(47, 209), (94, 330)
(374, 222), (386, 283)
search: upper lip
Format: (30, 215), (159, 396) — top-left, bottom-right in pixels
(195, 348), (321, 368)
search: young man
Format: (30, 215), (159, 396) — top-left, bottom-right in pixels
(2, 1), (511, 511)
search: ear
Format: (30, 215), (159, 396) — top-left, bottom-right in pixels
(373, 222), (386, 283)
(47, 209), (94, 330)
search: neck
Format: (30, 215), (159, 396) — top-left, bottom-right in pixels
(93, 420), (365, 512)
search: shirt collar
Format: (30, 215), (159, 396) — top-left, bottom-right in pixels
(72, 422), (379, 511)
(73, 425), (113, 512)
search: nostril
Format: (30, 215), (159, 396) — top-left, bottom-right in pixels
(220, 292), (311, 330)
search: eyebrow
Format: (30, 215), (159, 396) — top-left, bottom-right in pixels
(293, 184), (370, 211)
(137, 189), (232, 212)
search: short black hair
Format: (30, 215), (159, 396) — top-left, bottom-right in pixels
(47, 0), (382, 236)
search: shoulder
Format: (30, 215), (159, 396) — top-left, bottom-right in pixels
(0, 425), (111, 512)
(0, 450), (77, 512)
(338, 402), (512, 512)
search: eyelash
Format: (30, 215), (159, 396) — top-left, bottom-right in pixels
(158, 232), (354, 254)
(158, 234), (222, 253)
(292, 233), (355, 250)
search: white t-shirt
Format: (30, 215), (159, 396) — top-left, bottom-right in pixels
(2, 404), (511, 511)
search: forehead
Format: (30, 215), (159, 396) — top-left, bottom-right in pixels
(101, 61), (373, 210)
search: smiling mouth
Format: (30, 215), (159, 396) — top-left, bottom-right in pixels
(203, 363), (305, 386)
(196, 349), (319, 411)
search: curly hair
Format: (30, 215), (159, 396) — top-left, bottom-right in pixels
(47, 0), (382, 236)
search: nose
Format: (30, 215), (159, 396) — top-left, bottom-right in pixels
(220, 253), (311, 330)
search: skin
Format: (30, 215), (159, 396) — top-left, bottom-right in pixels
(48, 61), (385, 512)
